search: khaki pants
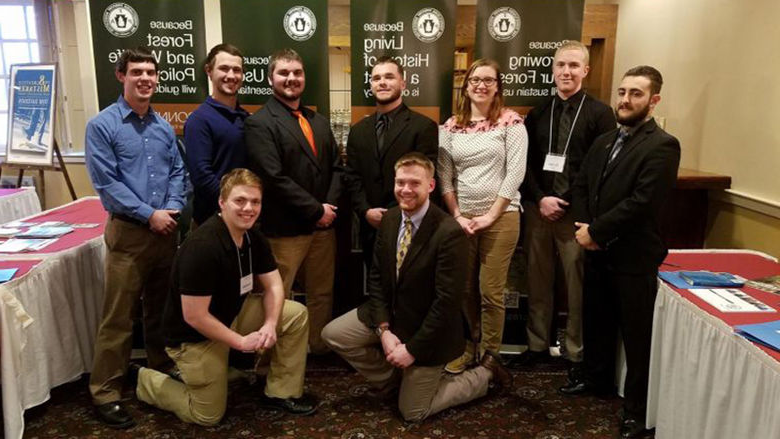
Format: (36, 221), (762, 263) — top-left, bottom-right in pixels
(268, 229), (335, 353)
(136, 298), (309, 426)
(462, 211), (520, 355)
(89, 217), (176, 405)
(524, 203), (584, 361)
(322, 309), (490, 422)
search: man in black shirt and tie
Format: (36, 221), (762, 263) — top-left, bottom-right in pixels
(517, 41), (615, 372)
(343, 56), (439, 272)
(564, 65), (680, 439)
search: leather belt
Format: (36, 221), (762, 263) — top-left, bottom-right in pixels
(110, 213), (146, 227)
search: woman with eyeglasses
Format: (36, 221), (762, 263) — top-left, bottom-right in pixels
(438, 58), (527, 374)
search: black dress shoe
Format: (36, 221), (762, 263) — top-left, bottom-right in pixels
(95, 402), (135, 429)
(619, 417), (650, 438)
(258, 394), (318, 416)
(559, 380), (613, 397)
(506, 349), (549, 370)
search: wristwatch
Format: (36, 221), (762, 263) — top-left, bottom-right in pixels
(374, 324), (389, 337)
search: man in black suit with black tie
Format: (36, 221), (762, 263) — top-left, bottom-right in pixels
(343, 56), (439, 271)
(322, 153), (511, 422)
(562, 66), (680, 439)
(245, 48), (341, 354)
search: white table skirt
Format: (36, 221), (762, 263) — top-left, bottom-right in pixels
(0, 235), (105, 439)
(0, 188), (41, 224)
(646, 250), (780, 438)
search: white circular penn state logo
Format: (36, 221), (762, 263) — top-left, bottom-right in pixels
(412, 8), (445, 43)
(488, 7), (521, 42)
(103, 2), (139, 38)
(283, 6), (317, 41)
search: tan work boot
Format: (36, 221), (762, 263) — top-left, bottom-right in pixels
(445, 340), (476, 374)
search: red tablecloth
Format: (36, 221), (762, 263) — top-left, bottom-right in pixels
(0, 198), (107, 255)
(663, 251), (780, 361)
(0, 259), (41, 280)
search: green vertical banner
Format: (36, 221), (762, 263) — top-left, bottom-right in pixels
(475, 0), (584, 107)
(351, 0), (456, 124)
(221, 0), (330, 115)
(88, 0), (208, 133)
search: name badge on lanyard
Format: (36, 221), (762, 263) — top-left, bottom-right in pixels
(236, 232), (253, 296)
(240, 274), (253, 296)
(546, 94), (586, 174)
(543, 153), (566, 173)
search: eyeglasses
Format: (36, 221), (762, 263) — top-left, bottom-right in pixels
(467, 76), (498, 87)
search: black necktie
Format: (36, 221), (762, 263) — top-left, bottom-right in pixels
(552, 101), (573, 196)
(376, 113), (389, 152)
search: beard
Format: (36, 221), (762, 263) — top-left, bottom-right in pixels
(374, 88), (402, 105)
(273, 80), (303, 101)
(615, 102), (651, 127)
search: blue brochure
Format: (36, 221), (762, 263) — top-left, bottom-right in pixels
(0, 268), (18, 283)
(659, 271), (743, 289)
(679, 271), (744, 287)
(735, 320), (780, 352)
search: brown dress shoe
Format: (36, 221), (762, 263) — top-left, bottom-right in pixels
(480, 350), (513, 389)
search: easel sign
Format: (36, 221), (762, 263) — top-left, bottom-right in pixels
(5, 63), (56, 166)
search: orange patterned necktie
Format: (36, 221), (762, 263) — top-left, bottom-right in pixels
(292, 110), (317, 156)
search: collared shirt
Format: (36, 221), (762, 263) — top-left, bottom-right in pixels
(184, 96), (249, 224)
(396, 198), (430, 252)
(85, 95), (186, 222)
(376, 102), (405, 131)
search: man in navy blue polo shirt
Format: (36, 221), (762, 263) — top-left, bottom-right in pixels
(184, 43), (249, 227)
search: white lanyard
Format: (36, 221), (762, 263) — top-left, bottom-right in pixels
(547, 93), (586, 157)
(235, 232), (253, 295)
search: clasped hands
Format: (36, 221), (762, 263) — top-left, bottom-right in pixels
(574, 222), (601, 251)
(379, 329), (415, 368)
(237, 323), (277, 353)
(455, 213), (496, 236)
(316, 203), (338, 228)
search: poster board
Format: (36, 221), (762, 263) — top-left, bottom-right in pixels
(5, 64), (57, 166)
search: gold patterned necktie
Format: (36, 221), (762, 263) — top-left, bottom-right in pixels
(396, 217), (413, 274)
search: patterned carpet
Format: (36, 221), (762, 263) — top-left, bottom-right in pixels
(20, 355), (638, 439)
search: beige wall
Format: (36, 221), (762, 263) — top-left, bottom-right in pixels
(609, 0), (780, 257)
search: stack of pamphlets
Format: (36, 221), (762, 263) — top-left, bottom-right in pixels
(0, 220), (76, 253)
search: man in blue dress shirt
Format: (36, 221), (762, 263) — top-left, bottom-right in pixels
(85, 47), (186, 429)
(184, 44), (249, 227)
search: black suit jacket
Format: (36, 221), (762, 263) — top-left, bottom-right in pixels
(356, 203), (468, 366)
(572, 118), (681, 274)
(245, 96), (342, 237)
(343, 104), (439, 218)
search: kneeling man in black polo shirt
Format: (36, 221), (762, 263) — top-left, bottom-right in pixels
(135, 168), (316, 425)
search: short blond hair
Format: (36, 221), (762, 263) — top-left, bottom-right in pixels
(555, 40), (590, 66)
(219, 168), (263, 201)
(394, 152), (435, 177)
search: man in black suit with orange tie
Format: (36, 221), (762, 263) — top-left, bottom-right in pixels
(245, 48), (341, 354)
(322, 153), (511, 422)
(343, 56), (438, 271)
(563, 66), (680, 439)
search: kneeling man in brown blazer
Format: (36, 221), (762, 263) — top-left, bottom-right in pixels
(322, 152), (511, 422)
